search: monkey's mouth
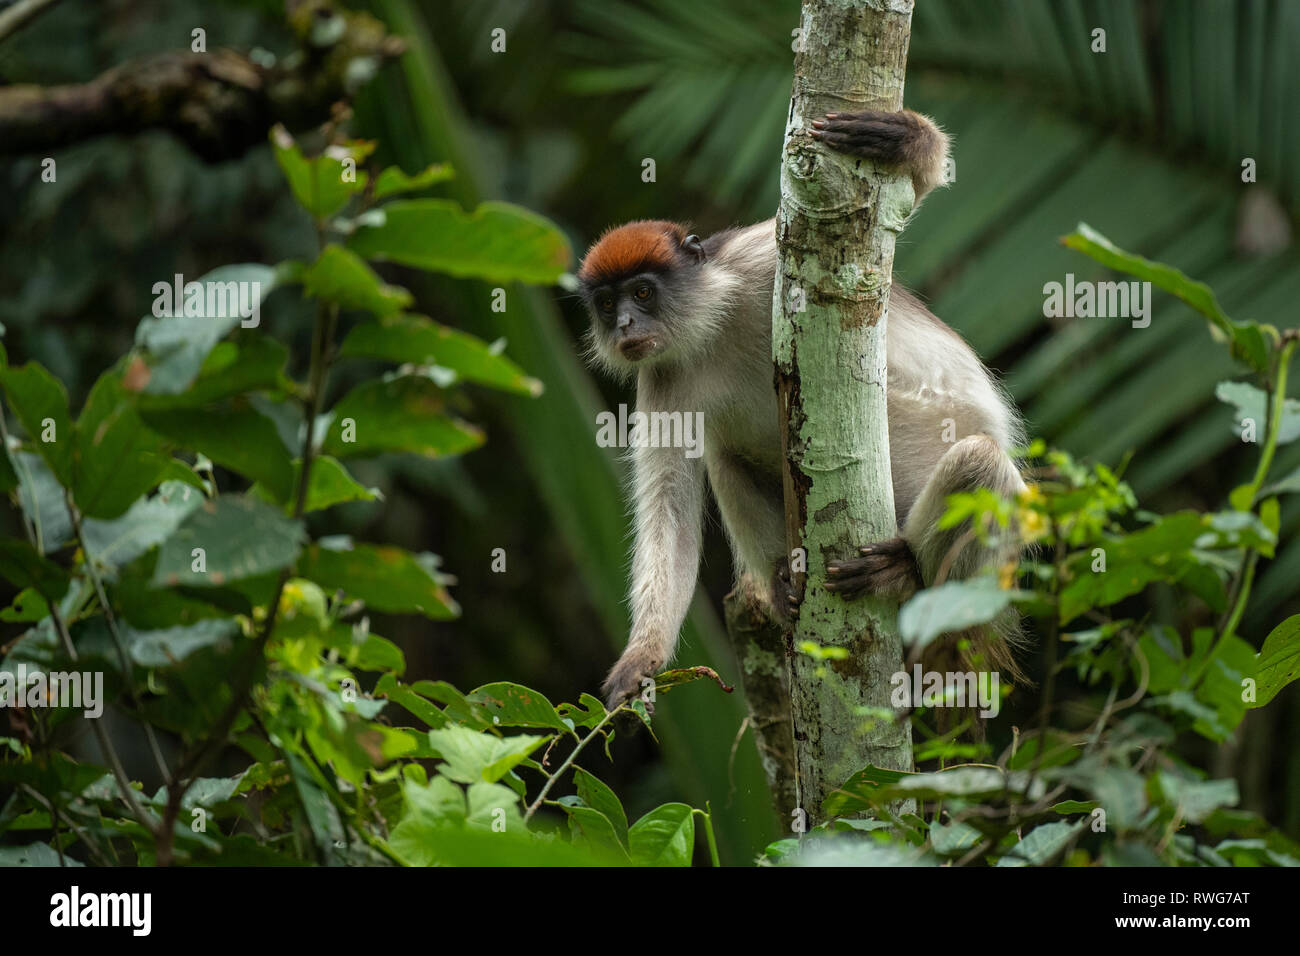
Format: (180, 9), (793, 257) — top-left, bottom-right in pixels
(617, 336), (658, 361)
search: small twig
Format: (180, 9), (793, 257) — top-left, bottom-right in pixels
(523, 705), (624, 823)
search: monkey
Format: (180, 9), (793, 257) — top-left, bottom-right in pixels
(575, 109), (1028, 711)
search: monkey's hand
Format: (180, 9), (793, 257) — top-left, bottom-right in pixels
(809, 109), (948, 200)
(601, 645), (663, 714)
(825, 537), (923, 602)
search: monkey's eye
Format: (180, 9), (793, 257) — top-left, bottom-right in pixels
(634, 284), (653, 301)
(596, 295), (615, 313)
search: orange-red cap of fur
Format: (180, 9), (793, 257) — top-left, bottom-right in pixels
(578, 220), (688, 285)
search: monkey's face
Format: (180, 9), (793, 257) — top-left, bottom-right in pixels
(583, 273), (673, 367)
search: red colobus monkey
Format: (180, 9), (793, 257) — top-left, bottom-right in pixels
(577, 110), (1026, 708)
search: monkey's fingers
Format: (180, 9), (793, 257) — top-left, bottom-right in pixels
(808, 109), (920, 166)
(826, 537), (923, 600)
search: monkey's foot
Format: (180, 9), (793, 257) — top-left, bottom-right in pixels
(809, 109), (923, 165)
(825, 537), (923, 600)
(601, 646), (662, 714)
(770, 560), (800, 618)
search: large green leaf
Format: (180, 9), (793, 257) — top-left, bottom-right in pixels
(73, 367), (170, 519)
(0, 361), (73, 486)
(1254, 614), (1300, 707)
(297, 540), (458, 619)
(339, 313), (542, 396)
(141, 405), (295, 504)
(80, 480), (205, 571)
(898, 579), (1028, 649)
(321, 374), (484, 460)
(346, 198), (571, 284)
(468, 682), (573, 733)
(628, 802), (695, 867)
(133, 337), (290, 411)
(426, 725), (550, 784)
(151, 495), (305, 587)
(300, 245), (413, 317)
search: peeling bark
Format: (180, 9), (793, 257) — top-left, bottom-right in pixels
(773, 0), (916, 824)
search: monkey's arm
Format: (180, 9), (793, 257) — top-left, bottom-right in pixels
(602, 439), (705, 709)
(810, 109), (949, 202)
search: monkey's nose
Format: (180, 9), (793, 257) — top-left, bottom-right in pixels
(616, 314), (633, 330)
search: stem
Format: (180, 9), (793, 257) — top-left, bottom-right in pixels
(695, 803), (721, 867)
(1244, 338), (1297, 503)
(523, 706), (624, 823)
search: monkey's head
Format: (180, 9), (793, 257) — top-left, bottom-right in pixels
(576, 220), (710, 376)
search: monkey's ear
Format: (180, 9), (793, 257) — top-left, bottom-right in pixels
(681, 234), (706, 263)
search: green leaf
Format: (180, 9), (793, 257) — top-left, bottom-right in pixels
(271, 125), (368, 219)
(339, 314), (542, 396)
(300, 245), (413, 317)
(373, 162), (454, 199)
(1255, 614), (1300, 707)
(1153, 774), (1238, 824)
(321, 374), (484, 460)
(823, 765), (912, 817)
(252, 456), (379, 513)
(134, 337), (290, 410)
(0, 361), (73, 485)
(125, 618), (240, 669)
(297, 541), (458, 619)
(0, 844), (83, 867)
(555, 693), (608, 732)
(1216, 381), (1300, 445)
(141, 405), (295, 504)
(73, 367), (170, 519)
(469, 682), (573, 733)
(628, 802), (695, 867)
(80, 480), (204, 571)
(899, 579), (1026, 649)
(346, 199), (571, 284)
(426, 726), (550, 784)
(151, 495), (305, 587)
(560, 801), (630, 859)
(13, 450), (71, 553)
(1061, 224), (1273, 372)
(930, 820), (982, 856)
(996, 821), (1084, 867)
(574, 767), (629, 846)
(0, 539), (70, 601)
(132, 264), (278, 394)
(0, 587), (48, 622)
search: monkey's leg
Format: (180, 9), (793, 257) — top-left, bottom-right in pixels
(809, 108), (948, 200)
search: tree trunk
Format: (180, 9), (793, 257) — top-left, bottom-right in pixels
(773, 0), (917, 825)
(723, 584), (797, 824)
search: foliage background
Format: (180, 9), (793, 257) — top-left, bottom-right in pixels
(1, 0), (1296, 863)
